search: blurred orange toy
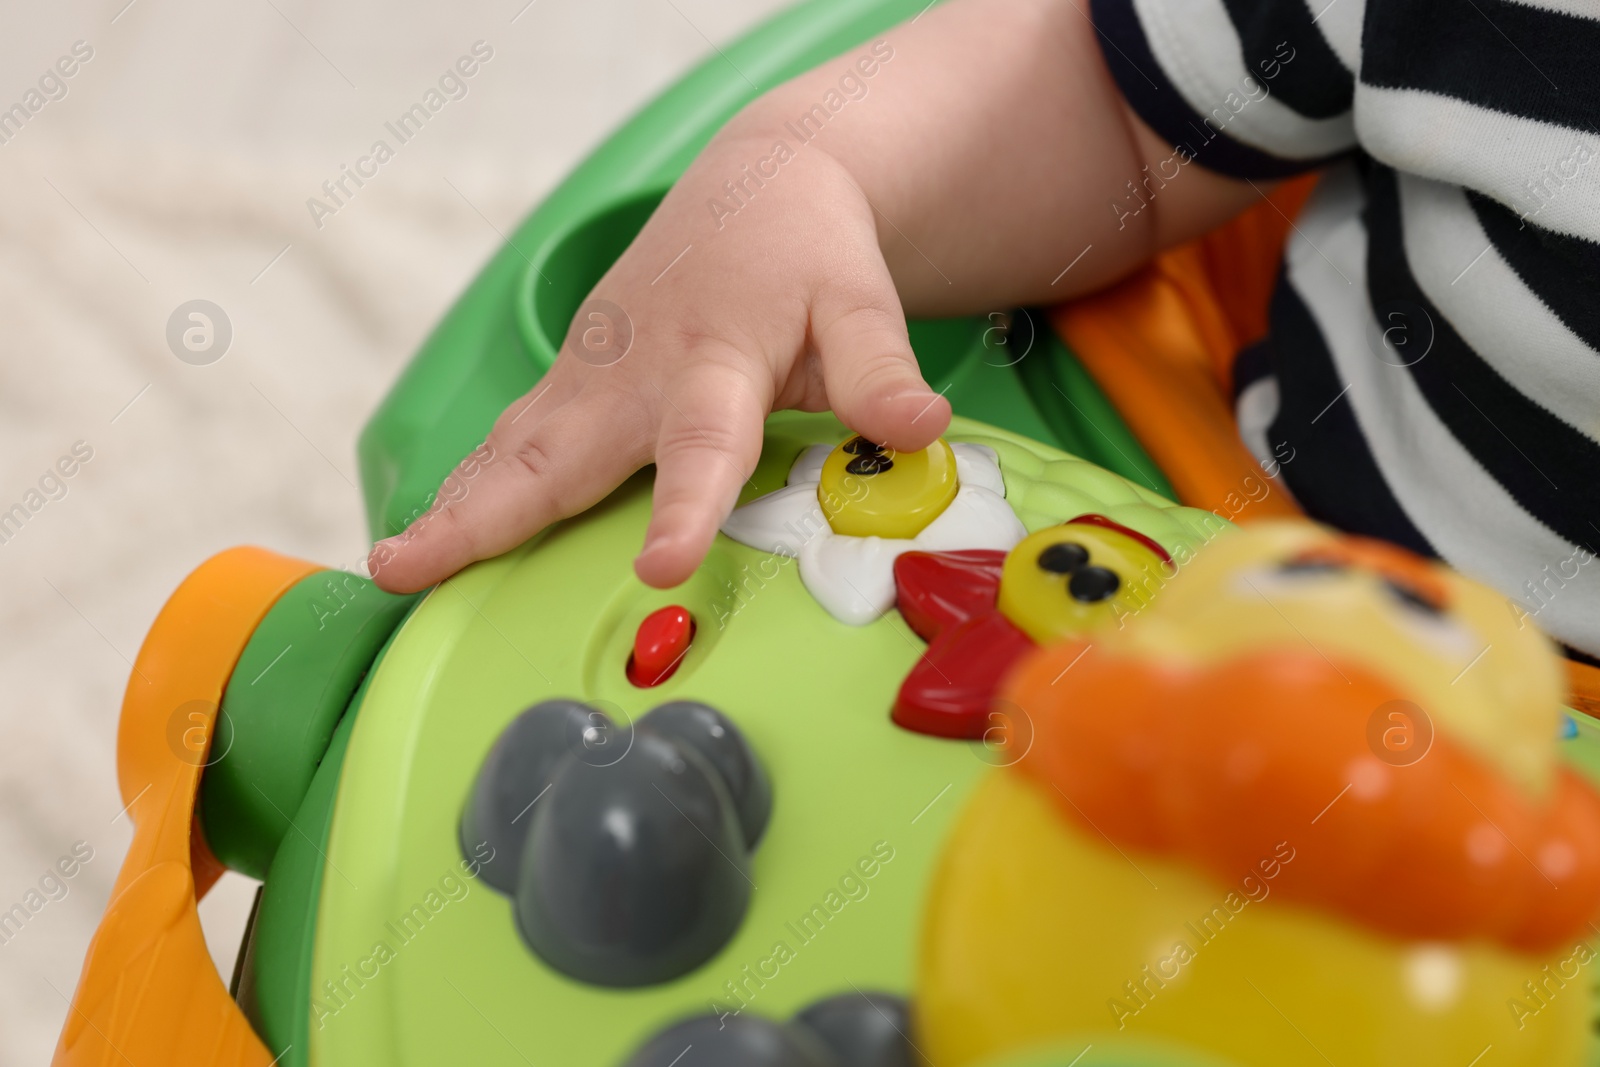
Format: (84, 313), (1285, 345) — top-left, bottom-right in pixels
(918, 521), (1600, 1067)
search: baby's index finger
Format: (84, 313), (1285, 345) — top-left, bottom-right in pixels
(634, 360), (768, 589)
(368, 396), (649, 594)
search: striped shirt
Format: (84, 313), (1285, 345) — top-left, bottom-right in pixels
(1092, 0), (1600, 663)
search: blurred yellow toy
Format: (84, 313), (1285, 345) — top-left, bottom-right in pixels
(919, 521), (1600, 1067)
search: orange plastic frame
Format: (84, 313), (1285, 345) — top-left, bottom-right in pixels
(54, 547), (319, 1067)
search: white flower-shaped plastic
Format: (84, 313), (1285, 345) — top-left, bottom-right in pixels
(719, 441), (1028, 625)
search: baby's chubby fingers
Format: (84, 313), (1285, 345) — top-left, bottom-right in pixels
(368, 384), (651, 593)
(634, 356), (769, 589)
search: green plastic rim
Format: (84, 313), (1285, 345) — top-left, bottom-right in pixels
(200, 570), (419, 880)
(240, 596), (422, 1067)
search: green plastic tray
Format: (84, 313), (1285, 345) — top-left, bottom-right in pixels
(316, 412), (1226, 1066)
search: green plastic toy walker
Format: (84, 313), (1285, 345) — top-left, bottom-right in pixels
(53, 2), (1600, 1066)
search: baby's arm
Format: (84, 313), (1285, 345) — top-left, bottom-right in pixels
(369, 0), (1260, 594)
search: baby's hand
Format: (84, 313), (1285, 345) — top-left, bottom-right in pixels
(368, 0), (1262, 595)
(368, 136), (950, 594)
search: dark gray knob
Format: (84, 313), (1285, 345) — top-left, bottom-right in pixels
(794, 991), (920, 1067)
(515, 731), (750, 987)
(640, 701), (772, 848)
(459, 699), (601, 893)
(623, 1013), (837, 1067)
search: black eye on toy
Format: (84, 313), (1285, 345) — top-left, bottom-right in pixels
(1278, 556), (1348, 577)
(1068, 565), (1121, 603)
(1384, 578), (1443, 616)
(841, 437), (893, 476)
(1035, 541), (1119, 602)
(460, 698), (771, 988)
(1036, 541), (1089, 574)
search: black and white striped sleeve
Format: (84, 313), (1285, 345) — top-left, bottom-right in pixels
(1090, 0), (1360, 178)
(1356, 0), (1600, 246)
(1089, 0), (1600, 659)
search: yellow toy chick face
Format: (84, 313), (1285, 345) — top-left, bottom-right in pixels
(997, 518), (1171, 644)
(1119, 521), (1562, 796)
(919, 521), (1594, 1067)
(818, 436), (958, 539)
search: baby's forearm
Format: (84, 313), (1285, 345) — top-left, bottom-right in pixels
(717, 0), (1261, 316)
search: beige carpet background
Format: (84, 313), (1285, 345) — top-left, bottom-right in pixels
(0, 1), (786, 1061)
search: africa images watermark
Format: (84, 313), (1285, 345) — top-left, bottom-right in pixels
(1507, 936), (1598, 1031)
(704, 840), (897, 1028)
(0, 40), (95, 148)
(0, 440), (95, 548)
(1109, 39), (1298, 231)
(1505, 539), (1597, 633)
(312, 840), (496, 1029)
(1107, 445), (1297, 630)
(166, 299), (233, 365)
(305, 41), (495, 230)
(709, 464), (882, 630)
(1516, 135), (1596, 231)
(367, 438), (497, 573)
(0, 841), (96, 949)
(704, 40), (896, 231)
(1108, 840), (1298, 1030)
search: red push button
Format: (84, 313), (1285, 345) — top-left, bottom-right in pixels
(627, 605), (695, 687)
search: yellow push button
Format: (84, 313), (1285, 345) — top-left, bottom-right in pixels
(819, 436), (959, 539)
(997, 521), (1166, 643)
